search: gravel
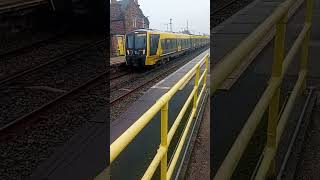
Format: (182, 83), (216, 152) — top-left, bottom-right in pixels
(0, 78), (107, 180)
(0, 88), (61, 127)
(294, 100), (320, 180)
(185, 101), (210, 180)
(0, 42), (105, 128)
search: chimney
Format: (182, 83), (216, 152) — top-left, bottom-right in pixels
(111, 0), (116, 4)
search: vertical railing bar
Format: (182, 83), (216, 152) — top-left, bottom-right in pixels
(193, 65), (200, 110)
(300, 0), (313, 93)
(266, 13), (286, 177)
(161, 102), (169, 180)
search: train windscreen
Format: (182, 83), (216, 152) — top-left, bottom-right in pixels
(134, 33), (146, 49)
(126, 34), (134, 49)
(126, 33), (146, 50)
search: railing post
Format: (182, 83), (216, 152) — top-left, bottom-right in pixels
(204, 55), (209, 87)
(300, 0), (313, 94)
(193, 65), (200, 110)
(161, 102), (168, 180)
(267, 15), (286, 177)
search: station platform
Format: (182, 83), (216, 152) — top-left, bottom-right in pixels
(110, 49), (210, 179)
(0, 0), (47, 14)
(212, 0), (320, 178)
(29, 49), (209, 180)
(110, 56), (125, 67)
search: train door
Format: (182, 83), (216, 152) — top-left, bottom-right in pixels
(146, 33), (160, 65)
(117, 35), (125, 56)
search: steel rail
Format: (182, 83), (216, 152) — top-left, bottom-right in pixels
(0, 39), (105, 87)
(0, 32), (65, 58)
(0, 0), (47, 14)
(110, 48), (208, 104)
(277, 88), (315, 180)
(0, 71), (106, 138)
(110, 72), (130, 81)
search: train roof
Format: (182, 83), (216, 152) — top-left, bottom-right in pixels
(128, 29), (209, 37)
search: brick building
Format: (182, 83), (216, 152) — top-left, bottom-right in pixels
(110, 0), (149, 57)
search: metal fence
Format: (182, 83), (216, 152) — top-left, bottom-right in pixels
(211, 0), (313, 179)
(109, 53), (209, 180)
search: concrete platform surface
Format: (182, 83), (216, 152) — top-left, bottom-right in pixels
(110, 56), (125, 66)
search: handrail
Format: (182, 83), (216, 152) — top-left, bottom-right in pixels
(110, 52), (210, 180)
(211, 0), (313, 179)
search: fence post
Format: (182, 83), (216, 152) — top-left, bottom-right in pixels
(267, 14), (286, 177)
(204, 55), (209, 87)
(300, 0), (313, 94)
(193, 65), (200, 110)
(161, 102), (168, 180)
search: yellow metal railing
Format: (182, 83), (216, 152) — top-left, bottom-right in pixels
(211, 0), (313, 179)
(110, 53), (209, 179)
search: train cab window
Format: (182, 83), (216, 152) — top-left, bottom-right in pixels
(135, 33), (146, 49)
(126, 34), (134, 49)
(149, 34), (160, 56)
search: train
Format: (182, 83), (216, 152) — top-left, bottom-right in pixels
(124, 29), (209, 67)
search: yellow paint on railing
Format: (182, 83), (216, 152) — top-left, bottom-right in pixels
(211, 0), (313, 179)
(109, 53), (209, 180)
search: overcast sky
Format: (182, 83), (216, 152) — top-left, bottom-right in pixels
(138, 0), (210, 35)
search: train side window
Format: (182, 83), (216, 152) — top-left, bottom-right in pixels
(173, 39), (177, 51)
(150, 34), (160, 56)
(167, 39), (172, 52)
(182, 39), (185, 49)
(161, 39), (166, 54)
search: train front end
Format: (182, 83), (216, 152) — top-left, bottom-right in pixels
(125, 31), (147, 67)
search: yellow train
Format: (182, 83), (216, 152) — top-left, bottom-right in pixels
(125, 29), (209, 67)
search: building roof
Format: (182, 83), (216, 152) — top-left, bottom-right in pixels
(111, 0), (149, 26)
(119, 0), (148, 20)
(120, 0), (130, 11)
(110, 1), (123, 21)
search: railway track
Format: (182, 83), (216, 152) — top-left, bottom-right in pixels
(0, 71), (106, 139)
(0, 38), (105, 86)
(0, 0), (47, 14)
(0, 33), (61, 58)
(110, 71), (131, 81)
(0, 39), (106, 138)
(0, 72), (107, 180)
(110, 47), (207, 95)
(110, 47), (209, 105)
